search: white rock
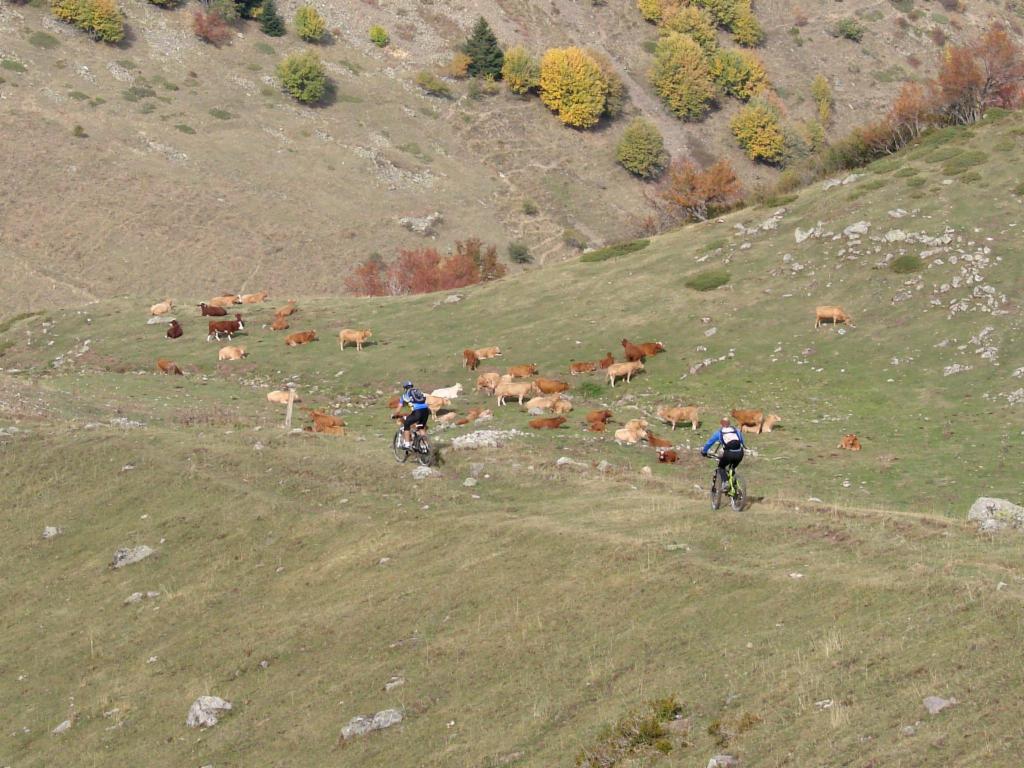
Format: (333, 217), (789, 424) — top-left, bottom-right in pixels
(123, 591), (160, 605)
(51, 719), (72, 735)
(555, 456), (586, 469)
(450, 429), (520, 450)
(707, 755), (739, 768)
(411, 465), (441, 480)
(923, 695), (957, 715)
(967, 497), (1024, 531)
(340, 708), (403, 740)
(463, 477), (478, 487)
(384, 676), (405, 691)
(843, 221), (871, 237)
(42, 526), (62, 540)
(888, 208), (907, 218)
(885, 229), (908, 242)
(596, 460), (613, 473)
(111, 545), (155, 568)
(186, 696), (232, 728)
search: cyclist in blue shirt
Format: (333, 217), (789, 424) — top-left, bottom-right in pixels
(393, 381), (430, 449)
(701, 417), (745, 490)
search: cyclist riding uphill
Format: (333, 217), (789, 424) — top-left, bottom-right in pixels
(393, 381), (429, 449)
(701, 417), (745, 489)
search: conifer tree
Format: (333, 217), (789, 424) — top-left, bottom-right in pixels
(462, 17), (504, 79)
(259, 0), (285, 37)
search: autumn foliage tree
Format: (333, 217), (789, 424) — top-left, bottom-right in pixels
(502, 46), (540, 95)
(193, 8), (232, 45)
(651, 32), (715, 120)
(539, 47), (609, 128)
(345, 241), (506, 296)
(731, 96), (785, 163)
(655, 158), (742, 222)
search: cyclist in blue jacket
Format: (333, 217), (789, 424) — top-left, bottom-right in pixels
(393, 381), (430, 449)
(701, 417), (745, 490)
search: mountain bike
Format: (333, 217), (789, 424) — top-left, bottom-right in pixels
(706, 451), (747, 511)
(393, 422), (432, 466)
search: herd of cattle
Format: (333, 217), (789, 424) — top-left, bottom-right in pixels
(148, 294), (862, 454)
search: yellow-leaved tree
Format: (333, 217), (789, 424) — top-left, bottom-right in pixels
(539, 47), (608, 129)
(730, 96), (785, 162)
(650, 32), (715, 120)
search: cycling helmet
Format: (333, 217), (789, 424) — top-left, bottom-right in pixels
(402, 381), (413, 389)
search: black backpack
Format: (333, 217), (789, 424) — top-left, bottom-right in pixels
(407, 387), (426, 405)
(721, 426), (742, 449)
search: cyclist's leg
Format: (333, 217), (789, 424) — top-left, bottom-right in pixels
(410, 409), (429, 446)
(716, 455), (729, 489)
(402, 411), (418, 446)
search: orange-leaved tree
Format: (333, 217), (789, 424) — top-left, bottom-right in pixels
(655, 158), (742, 222)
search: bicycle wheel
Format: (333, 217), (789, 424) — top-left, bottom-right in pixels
(415, 435), (432, 466)
(710, 473), (722, 510)
(393, 431), (409, 463)
(730, 475), (747, 512)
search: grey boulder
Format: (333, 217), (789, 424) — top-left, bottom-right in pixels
(111, 545), (155, 569)
(186, 696), (233, 728)
(340, 708), (403, 741)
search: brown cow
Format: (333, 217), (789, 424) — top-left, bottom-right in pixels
(274, 301), (297, 318)
(207, 314), (244, 341)
(536, 377), (569, 395)
(607, 360), (644, 387)
(588, 420), (607, 432)
(270, 316), (290, 331)
(198, 302), (227, 317)
(638, 341), (666, 356)
(285, 330), (318, 347)
(585, 409), (613, 426)
(838, 434), (862, 451)
(507, 363), (538, 378)
(166, 320), (183, 339)
(569, 361), (597, 375)
(339, 328), (372, 351)
(814, 305), (855, 329)
(240, 291), (269, 304)
(598, 352), (615, 369)
(150, 299), (174, 316)
(475, 372), (501, 395)
(621, 339), (646, 362)
(218, 345), (247, 361)
(658, 449), (679, 464)
(209, 295), (239, 308)
(529, 416), (567, 430)
(645, 430), (673, 449)
(304, 408), (346, 433)
(156, 358), (182, 375)
(475, 346), (502, 360)
(656, 405), (700, 431)
(462, 349), (480, 370)
(731, 409), (782, 433)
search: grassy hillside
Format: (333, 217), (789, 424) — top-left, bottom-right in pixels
(1, 0), (1018, 312)
(1, 116), (1023, 766)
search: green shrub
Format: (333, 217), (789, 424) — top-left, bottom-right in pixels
(277, 51), (327, 104)
(208, 107), (234, 119)
(637, 0), (665, 23)
(661, 5), (717, 51)
(68, 90), (89, 100)
(294, 4), (326, 42)
(522, 199), (539, 215)
(650, 32), (715, 120)
(834, 17), (865, 41)
(959, 171), (982, 184)
(577, 381), (605, 398)
(175, 123), (196, 134)
(616, 118), (669, 178)
(940, 150), (987, 175)
(686, 268), (730, 290)
(562, 227), (588, 249)
(369, 24), (389, 47)
(905, 176), (927, 187)
(1, 59), (27, 73)
(580, 239), (650, 262)
(894, 166), (919, 177)
(710, 48), (768, 100)
(642, 39), (658, 53)
(507, 242), (533, 263)
(255, 41), (275, 54)
(259, 0), (285, 36)
(1014, 182), (1024, 196)
(462, 17), (504, 79)
(28, 31), (60, 48)
(502, 45), (540, 95)
(122, 85), (156, 101)
(891, 254), (922, 273)
(810, 74), (832, 124)
(71, 124), (87, 138)
(415, 70), (451, 97)
(52, 0), (125, 43)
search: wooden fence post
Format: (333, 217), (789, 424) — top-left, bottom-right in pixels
(284, 388), (295, 429)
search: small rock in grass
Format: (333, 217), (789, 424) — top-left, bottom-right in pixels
(339, 708), (403, 741)
(923, 695), (957, 715)
(111, 545), (154, 569)
(463, 477), (478, 487)
(384, 676), (405, 691)
(42, 526), (62, 540)
(186, 695), (232, 728)
(51, 719), (72, 735)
